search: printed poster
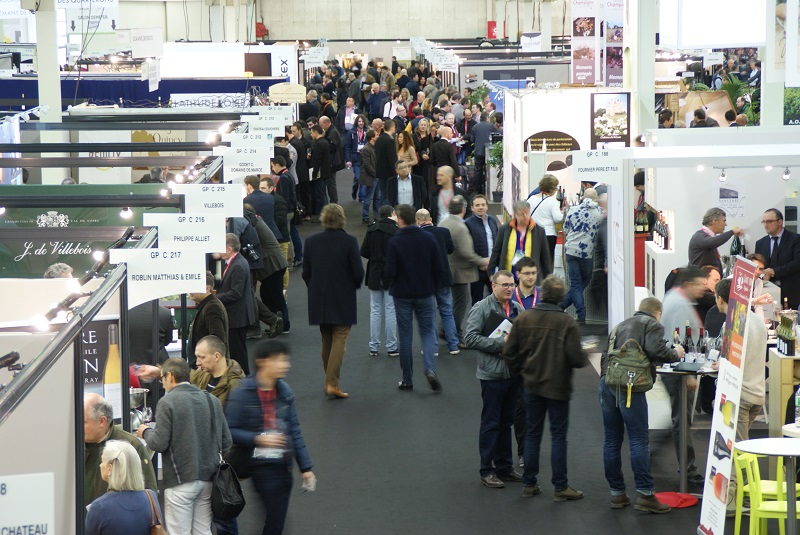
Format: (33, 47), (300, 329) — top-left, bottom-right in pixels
(571, 0), (600, 84)
(590, 92), (631, 149)
(698, 257), (756, 535)
(603, 0), (624, 87)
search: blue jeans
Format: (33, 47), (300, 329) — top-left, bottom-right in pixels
(394, 296), (437, 384)
(362, 181), (379, 220)
(213, 517), (238, 535)
(375, 178), (388, 208)
(598, 376), (655, 495)
(251, 463), (293, 535)
(351, 164), (361, 199)
(523, 389), (570, 490)
(310, 179), (327, 215)
(479, 377), (520, 477)
(369, 289), (397, 352)
(435, 287), (460, 351)
(561, 255), (593, 321)
(290, 223), (303, 262)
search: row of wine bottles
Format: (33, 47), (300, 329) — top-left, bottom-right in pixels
(777, 313), (796, 356)
(652, 212), (671, 250)
(672, 320), (720, 361)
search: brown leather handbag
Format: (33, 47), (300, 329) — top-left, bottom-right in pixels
(145, 489), (168, 535)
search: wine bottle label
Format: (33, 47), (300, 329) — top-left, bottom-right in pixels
(104, 382), (123, 420)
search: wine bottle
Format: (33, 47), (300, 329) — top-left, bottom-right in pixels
(103, 323), (122, 420)
(697, 327), (707, 361)
(788, 318), (796, 356)
(795, 384), (800, 428)
(643, 212), (650, 233)
(673, 327), (681, 348)
(682, 320), (694, 354)
(635, 211), (644, 232)
(730, 234), (742, 257)
(784, 297), (790, 311)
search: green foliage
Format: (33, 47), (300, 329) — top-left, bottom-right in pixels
(784, 88), (800, 125)
(689, 83), (710, 91)
(488, 141), (504, 190)
(470, 86), (488, 106)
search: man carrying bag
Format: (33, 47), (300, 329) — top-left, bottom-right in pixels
(598, 297), (683, 513)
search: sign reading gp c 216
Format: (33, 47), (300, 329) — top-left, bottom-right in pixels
(0, 473), (55, 534)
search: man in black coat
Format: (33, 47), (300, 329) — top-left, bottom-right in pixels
(216, 233), (256, 374)
(309, 125), (331, 217)
(299, 90), (321, 122)
(431, 126), (461, 184)
(243, 175), (283, 241)
(465, 194), (499, 304)
(374, 118), (398, 208)
(755, 208), (800, 308)
(360, 205), (399, 357)
(386, 160), (428, 210)
(288, 124), (310, 231)
(128, 300), (173, 365)
(320, 116), (343, 204)
(188, 271), (229, 358)
(429, 165), (471, 225)
(471, 113), (499, 195)
(417, 208), (461, 354)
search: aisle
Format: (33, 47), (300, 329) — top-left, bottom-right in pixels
(235, 170), (732, 535)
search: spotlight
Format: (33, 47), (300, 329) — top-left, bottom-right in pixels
(697, 165), (705, 172)
(92, 250), (105, 261)
(31, 315), (50, 332)
(119, 207), (133, 219)
(0, 207), (5, 215)
(783, 168), (791, 181)
(718, 169), (727, 182)
(160, 189), (169, 197)
(765, 165), (773, 171)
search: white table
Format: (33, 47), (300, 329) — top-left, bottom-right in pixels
(736, 437), (800, 535)
(783, 424), (800, 439)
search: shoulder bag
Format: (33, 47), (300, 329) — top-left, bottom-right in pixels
(205, 393), (246, 520)
(145, 489), (168, 535)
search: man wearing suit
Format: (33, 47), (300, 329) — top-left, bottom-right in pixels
(756, 208), (800, 309)
(687, 207), (744, 273)
(386, 161), (428, 210)
(439, 195), (490, 343)
(374, 118), (398, 208)
(188, 271), (229, 358)
(309, 125), (331, 217)
(466, 194), (499, 304)
(216, 233), (255, 374)
(431, 126), (461, 184)
(471, 113), (499, 194)
(243, 175), (283, 241)
(417, 208), (461, 355)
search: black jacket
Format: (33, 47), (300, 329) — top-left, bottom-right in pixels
(310, 137), (332, 180)
(299, 100), (320, 122)
(386, 174), (428, 210)
(465, 213), (499, 259)
(360, 218), (398, 291)
(128, 302), (173, 365)
(755, 229), (800, 308)
(302, 229), (364, 325)
(431, 138), (459, 177)
(274, 169), (296, 215)
(289, 137), (309, 183)
(189, 294), (229, 357)
(324, 125), (345, 172)
(374, 132), (398, 180)
(420, 223), (454, 288)
(216, 253), (255, 329)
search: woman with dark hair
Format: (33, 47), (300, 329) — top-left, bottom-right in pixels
(411, 118), (435, 190)
(396, 130), (418, 168)
(302, 204), (364, 398)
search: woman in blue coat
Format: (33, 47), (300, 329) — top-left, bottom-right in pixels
(302, 203), (365, 399)
(226, 339), (315, 535)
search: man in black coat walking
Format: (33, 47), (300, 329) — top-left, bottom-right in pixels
(374, 118), (398, 208)
(360, 205), (399, 357)
(309, 125), (331, 218)
(216, 233), (255, 374)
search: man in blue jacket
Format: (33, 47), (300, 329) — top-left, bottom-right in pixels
(385, 204), (447, 392)
(465, 194), (498, 304)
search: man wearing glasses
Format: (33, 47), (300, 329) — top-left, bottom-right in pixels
(755, 208), (800, 309)
(687, 207), (744, 273)
(464, 270), (524, 489)
(137, 358), (231, 535)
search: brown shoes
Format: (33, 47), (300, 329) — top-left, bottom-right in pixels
(325, 385), (349, 399)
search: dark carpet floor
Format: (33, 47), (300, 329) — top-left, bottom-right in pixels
(233, 171), (765, 535)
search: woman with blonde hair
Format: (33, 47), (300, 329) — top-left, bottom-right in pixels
(421, 97), (433, 118)
(528, 174), (564, 262)
(302, 204), (365, 398)
(396, 130), (418, 168)
(85, 440), (162, 535)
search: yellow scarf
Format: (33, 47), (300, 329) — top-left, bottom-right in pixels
(505, 219), (534, 271)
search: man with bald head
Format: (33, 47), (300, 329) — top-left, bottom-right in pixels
(429, 165), (470, 225)
(84, 393), (157, 505)
(431, 125), (461, 187)
(561, 188), (605, 323)
(371, 118), (383, 134)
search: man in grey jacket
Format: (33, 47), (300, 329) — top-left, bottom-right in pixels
(465, 270), (524, 489)
(137, 357), (232, 535)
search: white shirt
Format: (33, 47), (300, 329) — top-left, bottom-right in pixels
(396, 174), (413, 205)
(528, 194), (563, 237)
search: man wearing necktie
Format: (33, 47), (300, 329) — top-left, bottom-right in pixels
(755, 208), (800, 309)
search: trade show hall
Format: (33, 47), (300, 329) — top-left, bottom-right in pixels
(232, 173), (723, 535)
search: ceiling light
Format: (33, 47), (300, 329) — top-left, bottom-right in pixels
(0, 207), (5, 215)
(783, 168), (791, 181)
(119, 207), (133, 219)
(764, 165), (773, 171)
(92, 250), (104, 261)
(697, 165), (704, 171)
(718, 169), (727, 182)
(31, 315), (50, 332)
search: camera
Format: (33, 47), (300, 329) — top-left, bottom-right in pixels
(240, 243), (261, 262)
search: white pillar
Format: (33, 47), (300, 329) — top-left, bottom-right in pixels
(540, 1), (553, 52)
(627, 0), (656, 135)
(761, 0), (782, 127)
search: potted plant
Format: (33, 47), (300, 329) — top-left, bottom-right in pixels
(487, 140), (503, 203)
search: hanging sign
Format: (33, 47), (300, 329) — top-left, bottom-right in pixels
(142, 213), (226, 252)
(170, 183), (244, 217)
(109, 248), (206, 308)
(570, 1), (600, 84)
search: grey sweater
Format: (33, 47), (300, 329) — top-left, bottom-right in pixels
(142, 383), (232, 489)
(465, 294), (523, 380)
